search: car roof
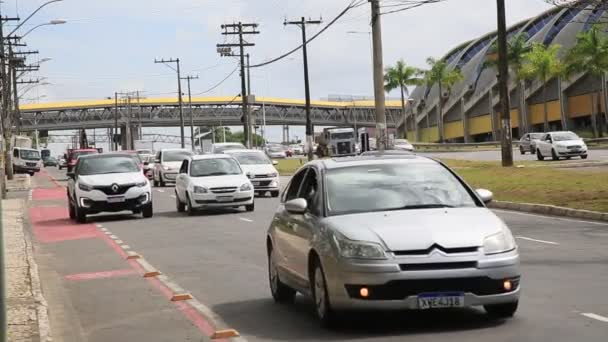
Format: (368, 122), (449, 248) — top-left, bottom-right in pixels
(191, 154), (235, 160)
(360, 150), (414, 156)
(73, 148), (98, 152)
(547, 131), (575, 134)
(306, 155), (436, 170)
(78, 153), (134, 160)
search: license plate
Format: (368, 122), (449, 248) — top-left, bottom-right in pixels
(252, 181), (260, 186)
(107, 197), (125, 203)
(417, 293), (464, 309)
(217, 196), (233, 202)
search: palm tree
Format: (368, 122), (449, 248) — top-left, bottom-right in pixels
(520, 42), (564, 132)
(481, 33), (530, 134)
(423, 57), (464, 142)
(565, 24), (608, 137)
(384, 60), (423, 139)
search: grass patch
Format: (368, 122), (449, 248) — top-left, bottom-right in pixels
(275, 158), (306, 175)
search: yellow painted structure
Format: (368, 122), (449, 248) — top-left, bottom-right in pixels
(529, 100), (561, 124)
(444, 121), (464, 139)
(469, 115), (493, 135)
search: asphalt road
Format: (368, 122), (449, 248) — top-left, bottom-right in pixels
(38, 167), (608, 342)
(419, 148), (608, 162)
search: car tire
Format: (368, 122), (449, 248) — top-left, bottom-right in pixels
(187, 194), (196, 216)
(484, 301), (518, 318)
(176, 193), (185, 212)
(68, 199), (76, 220)
(245, 202), (255, 212)
(551, 149), (559, 161)
(29, 171), (35, 176)
(311, 258), (337, 328)
(536, 149), (544, 161)
(271, 191), (280, 198)
(268, 248), (296, 303)
(159, 177), (166, 187)
(519, 146), (525, 155)
(153, 178), (159, 187)
(75, 203), (87, 224)
(142, 203), (153, 218)
(581, 154), (588, 159)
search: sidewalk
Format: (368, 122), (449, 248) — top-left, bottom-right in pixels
(4, 178), (50, 341)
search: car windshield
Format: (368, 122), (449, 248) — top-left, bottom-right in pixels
(19, 150), (41, 160)
(78, 156), (139, 175)
(215, 144), (246, 153)
(530, 133), (544, 139)
(325, 162), (477, 215)
(553, 132), (579, 141)
(330, 132), (354, 140)
(229, 152), (271, 165)
(190, 158), (242, 177)
(163, 150), (192, 162)
(269, 146), (283, 152)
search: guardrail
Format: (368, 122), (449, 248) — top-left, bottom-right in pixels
(413, 137), (608, 150)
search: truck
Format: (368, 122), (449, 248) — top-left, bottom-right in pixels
(322, 127), (357, 157)
(12, 135), (32, 148)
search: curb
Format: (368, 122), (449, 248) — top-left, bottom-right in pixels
(489, 200), (608, 222)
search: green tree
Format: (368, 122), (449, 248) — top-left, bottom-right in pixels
(231, 131), (265, 147)
(384, 59), (423, 139)
(565, 24), (608, 137)
(423, 57), (464, 142)
(520, 42), (564, 132)
(482, 33), (531, 135)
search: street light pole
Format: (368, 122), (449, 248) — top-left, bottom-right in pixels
(155, 58), (185, 148)
(114, 92), (119, 151)
(370, 0), (388, 152)
(181, 75), (199, 151)
(496, 0), (514, 167)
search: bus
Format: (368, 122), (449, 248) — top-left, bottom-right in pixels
(41, 148), (52, 160)
(322, 127), (357, 157)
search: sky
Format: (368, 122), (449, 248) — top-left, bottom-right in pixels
(6, 0), (554, 150)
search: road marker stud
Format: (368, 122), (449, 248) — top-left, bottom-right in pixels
(104, 231), (113, 235)
(211, 329), (240, 339)
(126, 251), (141, 260)
(143, 270), (162, 278)
(171, 293), (193, 301)
(115, 239), (123, 244)
(121, 244), (131, 250)
(109, 234), (119, 240)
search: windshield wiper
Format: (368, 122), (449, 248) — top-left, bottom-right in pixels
(388, 204), (455, 211)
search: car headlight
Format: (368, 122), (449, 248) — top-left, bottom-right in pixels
(240, 183), (252, 191)
(163, 166), (171, 171)
(136, 181), (148, 187)
(269, 172), (278, 178)
(78, 182), (93, 192)
(193, 185), (208, 194)
(333, 234), (387, 259)
(483, 229), (516, 255)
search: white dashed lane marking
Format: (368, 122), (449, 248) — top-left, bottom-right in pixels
(239, 218), (253, 223)
(515, 236), (559, 245)
(581, 313), (608, 323)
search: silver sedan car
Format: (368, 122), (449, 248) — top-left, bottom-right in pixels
(266, 156), (520, 326)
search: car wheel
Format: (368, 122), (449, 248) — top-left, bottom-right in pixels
(132, 209), (142, 214)
(484, 301), (518, 318)
(268, 248), (296, 303)
(29, 171), (35, 176)
(581, 154), (588, 159)
(176, 193), (185, 212)
(551, 149), (559, 161)
(142, 203), (153, 218)
(159, 177), (166, 187)
(68, 199), (76, 219)
(536, 149), (544, 161)
(187, 194), (196, 216)
(153, 178), (159, 187)
(245, 202), (255, 212)
(519, 146), (525, 155)
(312, 258), (337, 328)
(75, 203), (87, 224)
(271, 191), (280, 198)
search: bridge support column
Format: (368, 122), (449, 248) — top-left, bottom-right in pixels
(282, 125), (290, 144)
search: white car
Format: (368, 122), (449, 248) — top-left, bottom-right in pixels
(153, 149), (193, 186)
(266, 146), (287, 159)
(224, 149), (281, 197)
(210, 142), (247, 154)
(535, 131), (588, 161)
(394, 139), (415, 151)
(67, 153), (153, 223)
(174, 154), (255, 215)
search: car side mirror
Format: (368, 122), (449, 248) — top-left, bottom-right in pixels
(272, 160), (278, 166)
(476, 189), (493, 204)
(285, 198), (307, 214)
(66, 172), (75, 180)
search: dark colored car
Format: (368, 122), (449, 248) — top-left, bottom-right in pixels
(43, 157), (58, 167)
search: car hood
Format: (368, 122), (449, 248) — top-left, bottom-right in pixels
(325, 207), (506, 251)
(79, 172), (146, 186)
(161, 161), (182, 170)
(556, 139), (585, 146)
(190, 174), (250, 188)
(239, 164), (278, 176)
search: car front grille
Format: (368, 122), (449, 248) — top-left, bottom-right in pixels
(254, 180), (272, 187)
(196, 196), (251, 204)
(92, 184), (135, 195)
(399, 262), (477, 271)
(345, 276), (520, 300)
(393, 245), (478, 256)
(210, 187), (237, 194)
(254, 174), (274, 179)
(26, 162), (37, 167)
(567, 145), (582, 150)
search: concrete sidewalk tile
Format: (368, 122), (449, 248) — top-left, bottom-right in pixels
(6, 266), (33, 298)
(8, 324), (39, 342)
(8, 303), (37, 325)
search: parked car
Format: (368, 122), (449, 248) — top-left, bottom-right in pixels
(266, 145), (287, 159)
(535, 131), (588, 161)
(153, 149), (193, 187)
(174, 154), (255, 215)
(43, 156), (58, 167)
(519, 133), (544, 154)
(394, 139), (415, 151)
(224, 149), (280, 197)
(266, 156), (520, 326)
(12, 147), (42, 176)
(210, 142), (247, 154)
(67, 153), (153, 223)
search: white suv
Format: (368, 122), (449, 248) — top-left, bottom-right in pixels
(175, 154), (255, 215)
(67, 154), (153, 223)
(153, 149), (193, 186)
(224, 149), (281, 197)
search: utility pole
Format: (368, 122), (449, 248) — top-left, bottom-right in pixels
(114, 92), (119, 151)
(155, 58), (185, 148)
(284, 16), (322, 161)
(496, 0), (513, 167)
(246, 54), (253, 148)
(181, 75), (199, 151)
(217, 22), (259, 148)
(0, 14), (19, 186)
(370, 0), (387, 152)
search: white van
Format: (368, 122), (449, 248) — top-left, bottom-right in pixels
(13, 147), (42, 175)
